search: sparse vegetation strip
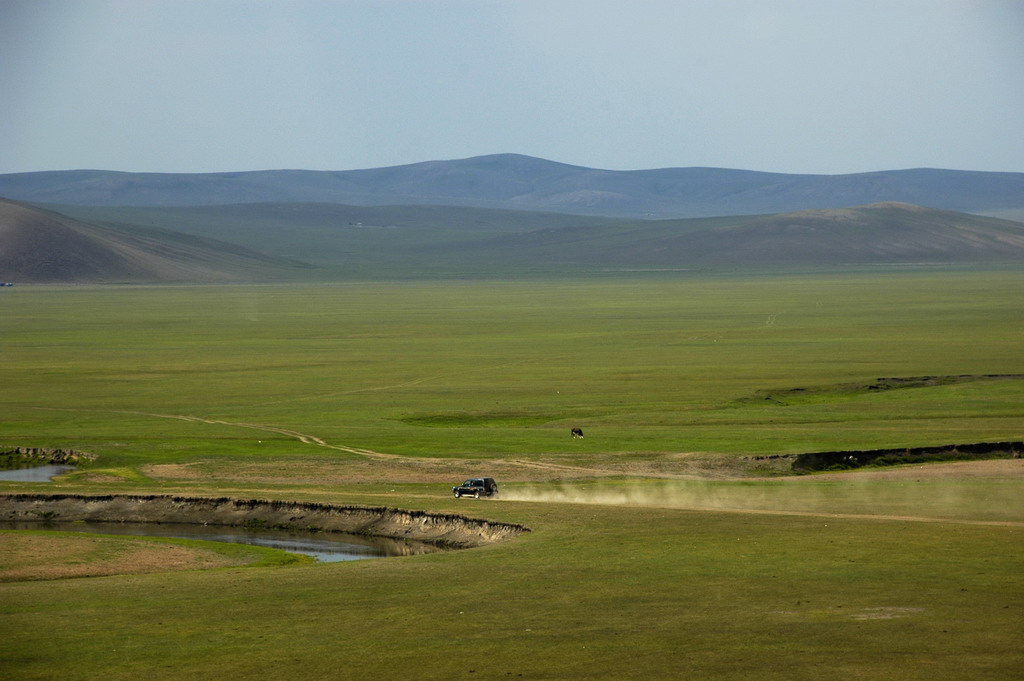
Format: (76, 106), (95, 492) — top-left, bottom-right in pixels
(739, 374), (1024, 405)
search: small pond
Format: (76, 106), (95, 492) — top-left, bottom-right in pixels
(0, 521), (444, 562)
(0, 465), (75, 482)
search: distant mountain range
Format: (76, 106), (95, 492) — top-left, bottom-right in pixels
(3, 154), (1024, 282)
(2, 154), (1023, 218)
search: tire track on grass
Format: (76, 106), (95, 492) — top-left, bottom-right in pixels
(31, 406), (399, 461)
(139, 412), (402, 460)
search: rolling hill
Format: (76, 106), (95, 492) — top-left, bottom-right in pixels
(3, 154), (1023, 218)
(0, 199), (310, 283)
(43, 202), (623, 272)
(452, 202), (1024, 268)
(31, 200), (1024, 280)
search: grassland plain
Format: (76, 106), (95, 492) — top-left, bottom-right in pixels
(1, 499), (1021, 681)
(2, 270), (1023, 464)
(1, 269), (1023, 680)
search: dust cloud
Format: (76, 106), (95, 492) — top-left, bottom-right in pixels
(499, 476), (1023, 525)
(501, 480), (781, 512)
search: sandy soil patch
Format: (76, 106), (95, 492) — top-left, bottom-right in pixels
(793, 458), (1024, 482)
(145, 457), (597, 485)
(78, 473), (128, 483)
(849, 607), (925, 620)
(0, 532), (244, 581)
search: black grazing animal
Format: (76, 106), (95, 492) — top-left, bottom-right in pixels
(571, 427), (584, 439)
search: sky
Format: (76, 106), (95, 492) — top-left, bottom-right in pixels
(2, 0), (1023, 175)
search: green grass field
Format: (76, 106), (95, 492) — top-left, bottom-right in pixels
(3, 270), (1023, 463)
(1, 269), (1022, 680)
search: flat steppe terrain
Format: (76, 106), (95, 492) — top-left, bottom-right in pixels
(1, 270), (1021, 680)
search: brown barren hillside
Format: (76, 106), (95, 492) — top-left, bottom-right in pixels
(0, 199), (308, 283)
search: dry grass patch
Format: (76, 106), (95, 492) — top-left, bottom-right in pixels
(77, 473), (129, 483)
(142, 452), (781, 488)
(143, 461), (208, 480)
(0, 532), (248, 581)
(145, 456), (572, 485)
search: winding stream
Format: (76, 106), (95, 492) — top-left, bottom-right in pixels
(1, 466), (525, 558)
(0, 465), (444, 561)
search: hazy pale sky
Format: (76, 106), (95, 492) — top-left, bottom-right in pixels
(2, 0), (1023, 175)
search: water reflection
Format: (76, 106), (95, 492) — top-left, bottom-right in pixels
(0, 465), (75, 482)
(0, 521), (444, 562)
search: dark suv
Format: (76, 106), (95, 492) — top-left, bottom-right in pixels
(452, 477), (499, 499)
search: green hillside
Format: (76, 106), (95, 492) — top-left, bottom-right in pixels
(46, 200), (1024, 281)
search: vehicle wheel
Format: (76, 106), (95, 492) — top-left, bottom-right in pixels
(474, 491), (480, 499)
(454, 492), (460, 498)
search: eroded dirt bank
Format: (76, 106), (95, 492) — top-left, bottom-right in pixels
(788, 440), (1022, 472)
(1, 447), (97, 467)
(0, 494), (528, 548)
